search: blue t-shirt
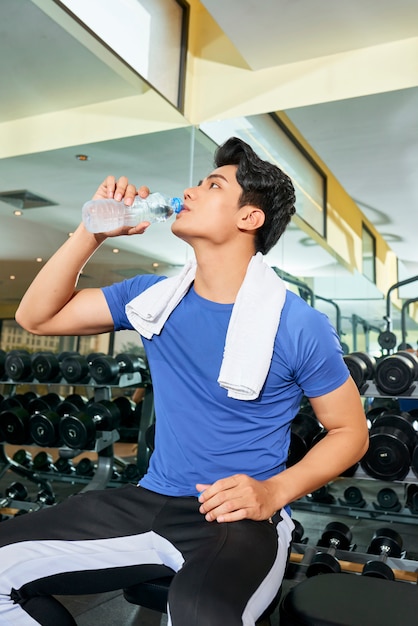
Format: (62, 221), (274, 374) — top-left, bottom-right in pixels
(103, 275), (349, 497)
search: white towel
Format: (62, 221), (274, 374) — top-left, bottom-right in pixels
(126, 252), (286, 400)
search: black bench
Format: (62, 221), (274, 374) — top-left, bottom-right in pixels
(279, 572), (418, 626)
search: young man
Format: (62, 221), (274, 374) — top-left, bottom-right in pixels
(1, 138), (368, 625)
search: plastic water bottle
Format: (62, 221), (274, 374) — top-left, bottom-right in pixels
(82, 192), (183, 233)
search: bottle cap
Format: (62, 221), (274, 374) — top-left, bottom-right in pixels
(172, 198), (183, 214)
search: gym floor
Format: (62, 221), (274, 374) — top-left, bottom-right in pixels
(1, 443), (418, 626)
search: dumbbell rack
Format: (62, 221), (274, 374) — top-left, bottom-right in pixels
(0, 376), (156, 507)
(288, 541), (418, 584)
(292, 379), (418, 526)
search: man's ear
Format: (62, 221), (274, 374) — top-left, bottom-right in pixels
(238, 206), (265, 231)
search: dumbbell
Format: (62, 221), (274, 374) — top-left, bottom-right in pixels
(87, 352), (149, 385)
(307, 485), (335, 504)
(12, 448), (33, 468)
(362, 528), (403, 580)
(28, 392), (63, 447)
(31, 351), (62, 383)
(0, 481), (28, 507)
(4, 350), (34, 382)
(306, 521), (353, 577)
(36, 489), (56, 507)
(339, 485), (366, 508)
(59, 353), (91, 384)
(343, 352), (376, 390)
(56, 394), (87, 418)
(287, 412), (324, 468)
(375, 351), (418, 395)
(75, 457), (95, 476)
(0, 349), (6, 379)
(54, 456), (75, 475)
(59, 399), (121, 449)
(361, 411), (416, 481)
(0, 393), (36, 444)
(373, 487), (402, 513)
(33, 451), (56, 472)
(122, 463), (141, 483)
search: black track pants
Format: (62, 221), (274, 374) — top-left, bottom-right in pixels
(0, 484), (293, 625)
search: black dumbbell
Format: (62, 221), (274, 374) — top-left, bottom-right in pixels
(0, 349), (6, 380)
(361, 411), (416, 481)
(59, 353), (91, 384)
(112, 396), (136, 427)
(122, 463), (141, 483)
(28, 392), (63, 447)
(362, 528), (403, 580)
(373, 487), (402, 513)
(306, 521), (353, 577)
(344, 352), (376, 390)
(287, 412), (324, 468)
(307, 485), (335, 504)
(54, 456), (75, 475)
(4, 350), (34, 382)
(33, 451), (56, 472)
(375, 351), (418, 395)
(75, 457), (95, 476)
(56, 394), (87, 418)
(115, 353), (150, 383)
(0, 395), (32, 444)
(0, 481), (28, 507)
(36, 489), (56, 506)
(59, 399), (120, 449)
(31, 351), (62, 383)
(88, 354), (120, 385)
(339, 485), (366, 508)
(12, 448), (33, 468)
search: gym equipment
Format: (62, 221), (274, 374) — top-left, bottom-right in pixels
(31, 351), (62, 383)
(339, 485), (366, 508)
(375, 351), (418, 395)
(361, 411), (416, 481)
(362, 528), (403, 580)
(307, 485), (335, 504)
(54, 456), (75, 474)
(0, 349), (6, 379)
(12, 449), (33, 468)
(75, 457), (95, 476)
(28, 392), (63, 447)
(343, 352), (376, 389)
(59, 399), (121, 449)
(33, 451), (56, 472)
(287, 412), (324, 467)
(306, 521), (353, 577)
(373, 487), (402, 513)
(60, 353), (91, 384)
(36, 489), (56, 506)
(122, 463), (141, 483)
(279, 573), (418, 626)
(4, 350), (34, 381)
(411, 442), (418, 478)
(0, 481), (28, 507)
(0, 394), (32, 444)
(87, 352), (149, 385)
(56, 394), (87, 418)
(378, 330), (397, 351)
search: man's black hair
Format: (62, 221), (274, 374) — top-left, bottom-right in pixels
(214, 137), (296, 254)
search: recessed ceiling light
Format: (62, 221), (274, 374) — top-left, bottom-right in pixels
(152, 262), (160, 268)
(112, 248), (120, 254)
(36, 257), (43, 263)
(13, 209), (23, 216)
(9, 275), (16, 280)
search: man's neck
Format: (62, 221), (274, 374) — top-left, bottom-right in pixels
(193, 247), (256, 304)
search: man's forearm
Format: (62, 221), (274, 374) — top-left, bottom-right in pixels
(15, 224), (106, 333)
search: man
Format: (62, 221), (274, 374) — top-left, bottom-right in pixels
(1, 137), (368, 625)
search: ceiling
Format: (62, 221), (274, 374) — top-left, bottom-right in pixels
(0, 0), (417, 349)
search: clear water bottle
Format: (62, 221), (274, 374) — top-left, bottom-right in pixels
(82, 192), (183, 233)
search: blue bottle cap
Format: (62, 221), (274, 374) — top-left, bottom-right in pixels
(172, 197), (183, 213)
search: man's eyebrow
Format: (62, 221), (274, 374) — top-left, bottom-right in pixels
(198, 174), (229, 186)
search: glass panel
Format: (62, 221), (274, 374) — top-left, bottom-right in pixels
(362, 223), (376, 283)
(60, 0), (186, 107)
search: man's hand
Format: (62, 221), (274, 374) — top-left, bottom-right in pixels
(90, 176), (152, 236)
(196, 474), (277, 523)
